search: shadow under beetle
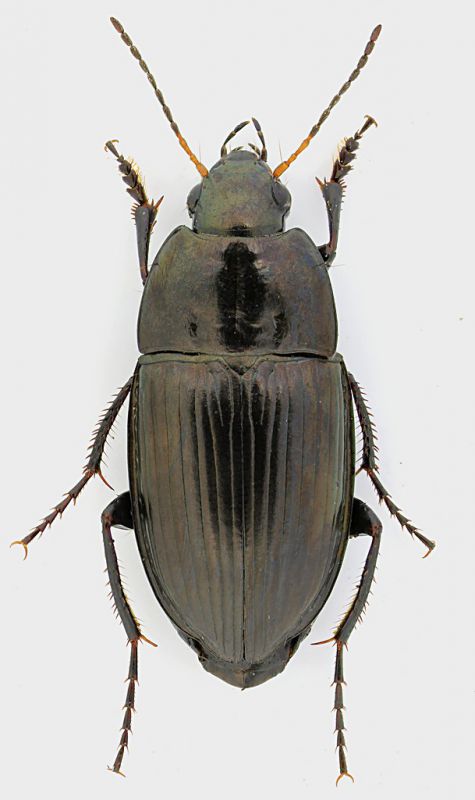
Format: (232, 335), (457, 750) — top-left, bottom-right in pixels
(12, 17), (435, 784)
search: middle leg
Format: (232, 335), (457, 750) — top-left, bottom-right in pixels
(348, 372), (435, 556)
(11, 377), (133, 558)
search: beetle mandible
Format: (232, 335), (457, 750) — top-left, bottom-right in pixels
(11, 17), (435, 784)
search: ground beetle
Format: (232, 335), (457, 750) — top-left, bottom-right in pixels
(11, 17), (435, 784)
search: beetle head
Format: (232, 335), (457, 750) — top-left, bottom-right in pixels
(111, 18), (382, 229)
(187, 149), (291, 236)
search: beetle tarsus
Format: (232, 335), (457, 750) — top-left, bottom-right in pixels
(330, 115), (377, 187)
(11, 472), (90, 552)
(333, 642), (352, 786)
(108, 638), (139, 778)
(367, 468), (436, 554)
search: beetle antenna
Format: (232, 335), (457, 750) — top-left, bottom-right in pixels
(110, 17), (208, 178)
(220, 120), (250, 157)
(251, 118), (267, 162)
(273, 24), (382, 179)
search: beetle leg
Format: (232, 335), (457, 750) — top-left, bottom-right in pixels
(317, 116), (376, 266)
(348, 373), (436, 556)
(333, 644), (354, 786)
(105, 140), (163, 283)
(10, 378), (133, 557)
(102, 492), (157, 777)
(316, 180), (343, 267)
(314, 498), (381, 785)
(337, 499), (382, 644)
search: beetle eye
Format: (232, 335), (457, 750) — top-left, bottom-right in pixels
(187, 184), (202, 217)
(271, 180), (291, 210)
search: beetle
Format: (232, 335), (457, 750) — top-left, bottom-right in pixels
(11, 17), (435, 784)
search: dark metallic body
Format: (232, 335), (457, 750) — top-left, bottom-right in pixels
(129, 211), (354, 687)
(15, 21), (433, 780)
(137, 226), (337, 357)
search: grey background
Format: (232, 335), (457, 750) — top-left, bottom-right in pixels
(1, 0), (473, 797)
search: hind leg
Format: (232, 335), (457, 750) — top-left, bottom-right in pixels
(314, 497), (382, 785)
(101, 492), (156, 776)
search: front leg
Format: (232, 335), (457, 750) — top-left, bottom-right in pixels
(105, 140), (163, 283)
(318, 116), (376, 265)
